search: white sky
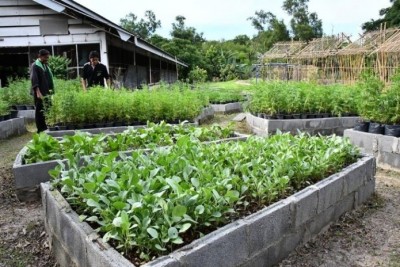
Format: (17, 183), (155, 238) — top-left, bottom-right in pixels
(74, 0), (391, 41)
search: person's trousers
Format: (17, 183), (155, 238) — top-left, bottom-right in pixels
(34, 97), (47, 133)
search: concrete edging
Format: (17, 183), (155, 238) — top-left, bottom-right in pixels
(41, 155), (375, 267)
(246, 113), (359, 136)
(17, 109), (35, 123)
(210, 102), (242, 114)
(13, 133), (248, 193)
(0, 118), (27, 139)
(344, 128), (400, 171)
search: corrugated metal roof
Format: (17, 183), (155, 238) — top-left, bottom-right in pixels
(34, 0), (187, 67)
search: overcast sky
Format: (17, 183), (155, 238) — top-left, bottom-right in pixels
(74, 0), (391, 41)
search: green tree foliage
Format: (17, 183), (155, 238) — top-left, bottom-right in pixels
(362, 0), (400, 31)
(247, 10), (290, 54)
(282, 0), (323, 41)
(120, 10), (161, 40)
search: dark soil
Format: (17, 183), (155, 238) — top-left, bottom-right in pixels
(0, 129), (57, 267)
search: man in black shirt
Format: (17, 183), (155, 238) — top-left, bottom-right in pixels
(81, 50), (110, 90)
(30, 49), (54, 133)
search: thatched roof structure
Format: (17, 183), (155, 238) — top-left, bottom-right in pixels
(372, 29), (400, 53)
(338, 28), (400, 56)
(263, 41), (306, 60)
(294, 34), (350, 59)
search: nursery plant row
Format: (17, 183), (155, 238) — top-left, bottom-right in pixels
(247, 81), (360, 118)
(49, 133), (360, 264)
(23, 122), (234, 164)
(354, 74), (400, 137)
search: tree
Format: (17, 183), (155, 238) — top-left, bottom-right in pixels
(282, 0), (323, 41)
(120, 10), (161, 40)
(247, 10), (290, 53)
(362, 0), (400, 31)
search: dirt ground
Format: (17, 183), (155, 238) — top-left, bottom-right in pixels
(0, 116), (399, 267)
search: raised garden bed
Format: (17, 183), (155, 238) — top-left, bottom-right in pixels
(0, 117), (26, 140)
(13, 123), (244, 196)
(345, 128), (400, 171)
(246, 112), (359, 136)
(41, 148), (375, 267)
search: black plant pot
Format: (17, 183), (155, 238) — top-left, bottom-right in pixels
(95, 122), (105, 128)
(26, 105), (35, 110)
(0, 115), (4, 122)
(283, 114), (293, 120)
(10, 110), (18, 119)
(384, 124), (400, 137)
(48, 126), (58, 131)
(315, 114), (323, 118)
(58, 125), (67, 130)
(104, 122), (114, 128)
(257, 113), (266, 119)
(322, 113), (330, 118)
(114, 122), (123, 127)
(301, 114), (308, 119)
(3, 114), (11, 120)
(368, 122), (385, 134)
(292, 114), (301, 119)
(354, 121), (370, 132)
(307, 114), (316, 119)
(276, 114), (284, 120)
(16, 105), (26, 110)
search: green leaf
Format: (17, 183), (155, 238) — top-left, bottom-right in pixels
(155, 244), (167, 251)
(172, 205), (187, 218)
(190, 178), (199, 188)
(87, 199), (101, 209)
(168, 227), (179, 239)
(195, 205), (205, 215)
(113, 217), (122, 227)
(179, 223), (192, 233)
(147, 228), (159, 239)
(112, 201), (126, 210)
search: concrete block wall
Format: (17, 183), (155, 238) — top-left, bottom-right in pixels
(344, 129), (400, 171)
(246, 113), (359, 137)
(211, 102), (242, 114)
(42, 155), (375, 267)
(0, 118), (27, 139)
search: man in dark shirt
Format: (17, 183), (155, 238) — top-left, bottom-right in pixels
(30, 49), (54, 133)
(81, 50), (110, 91)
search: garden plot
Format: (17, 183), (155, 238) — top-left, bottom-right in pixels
(345, 128), (400, 171)
(13, 123), (246, 195)
(40, 133), (375, 267)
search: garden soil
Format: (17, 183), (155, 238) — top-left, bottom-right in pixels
(0, 117), (399, 267)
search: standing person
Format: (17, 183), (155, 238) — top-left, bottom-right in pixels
(31, 49), (54, 133)
(81, 50), (110, 91)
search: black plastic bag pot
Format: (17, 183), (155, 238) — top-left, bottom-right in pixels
(276, 114), (284, 120)
(354, 121), (370, 132)
(283, 115), (293, 119)
(384, 124), (400, 137)
(368, 122), (385, 134)
(292, 114), (301, 119)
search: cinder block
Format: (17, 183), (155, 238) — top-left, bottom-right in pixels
(357, 179), (376, 205)
(51, 234), (77, 267)
(344, 129), (378, 155)
(342, 161), (366, 194)
(340, 117), (359, 128)
(46, 190), (63, 238)
(14, 160), (61, 189)
(291, 186), (319, 228)
(333, 192), (355, 221)
(307, 204), (335, 239)
(59, 212), (87, 266)
(315, 174), (345, 214)
(0, 118), (27, 139)
(268, 228), (305, 265)
(281, 120), (304, 132)
(378, 151), (400, 170)
(379, 135), (397, 153)
(174, 221), (249, 267)
(245, 200), (292, 257)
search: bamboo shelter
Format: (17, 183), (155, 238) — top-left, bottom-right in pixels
(337, 27), (400, 83)
(261, 41), (306, 80)
(371, 29), (400, 83)
(292, 34), (351, 82)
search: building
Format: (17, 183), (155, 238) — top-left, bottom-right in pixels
(0, 0), (187, 87)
